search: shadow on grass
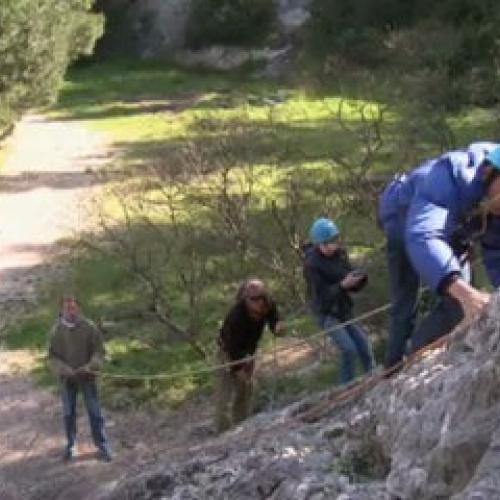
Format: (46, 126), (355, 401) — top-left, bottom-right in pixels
(0, 170), (116, 194)
(107, 116), (389, 182)
(54, 60), (280, 120)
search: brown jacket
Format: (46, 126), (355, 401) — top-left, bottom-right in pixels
(48, 316), (105, 379)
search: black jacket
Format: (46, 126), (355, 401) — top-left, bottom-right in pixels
(304, 244), (357, 321)
(219, 300), (280, 371)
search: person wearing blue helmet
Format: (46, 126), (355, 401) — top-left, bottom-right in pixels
(378, 141), (500, 368)
(304, 217), (375, 385)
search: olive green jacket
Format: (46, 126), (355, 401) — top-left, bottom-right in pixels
(48, 316), (105, 379)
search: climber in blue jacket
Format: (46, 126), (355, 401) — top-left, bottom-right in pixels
(379, 142), (500, 369)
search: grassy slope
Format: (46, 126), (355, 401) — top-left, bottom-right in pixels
(5, 59), (496, 408)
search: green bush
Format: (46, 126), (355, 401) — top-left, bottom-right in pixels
(186, 0), (275, 49)
(0, 0), (103, 132)
(307, 0), (416, 65)
(308, 0), (500, 108)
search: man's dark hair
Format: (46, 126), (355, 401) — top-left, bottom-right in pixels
(234, 279), (271, 309)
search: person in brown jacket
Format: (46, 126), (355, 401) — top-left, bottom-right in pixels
(48, 295), (112, 461)
(214, 279), (285, 433)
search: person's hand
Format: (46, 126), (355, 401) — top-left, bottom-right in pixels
(75, 366), (96, 381)
(274, 321), (286, 336)
(447, 279), (491, 322)
(340, 272), (364, 290)
(63, 368), (76, 382)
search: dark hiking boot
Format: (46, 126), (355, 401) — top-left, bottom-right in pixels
(63, 446), (74, 461)
(97, 446), (113, 462)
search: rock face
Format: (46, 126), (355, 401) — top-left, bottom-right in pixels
(100, 0), (311, 73)
(175, 46), (292, 72)
(174, 0), (311, 74)
(128, 0), (192, 57)
(98, 0), (192, 58)
(276, 0), (312, 34)
(97, 293), (500, 499)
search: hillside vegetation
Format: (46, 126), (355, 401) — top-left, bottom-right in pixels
(3, 0), (500, 409)
(0, 0), (103, 135)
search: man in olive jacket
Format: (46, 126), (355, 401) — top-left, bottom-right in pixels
(48, 295), (112, 461)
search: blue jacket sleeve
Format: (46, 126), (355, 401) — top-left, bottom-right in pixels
(405, 159), (463, 292)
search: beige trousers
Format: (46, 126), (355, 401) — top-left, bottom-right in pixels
(214, 347), (253, 433)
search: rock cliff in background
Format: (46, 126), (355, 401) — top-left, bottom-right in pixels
(97, 0), (312, 75)
(96, 0), (192, 58)
(174, 0), (312, 76)
(128, 0), (192, 57)
(96, 293), (500, 499)
(277, 0), (312, 34)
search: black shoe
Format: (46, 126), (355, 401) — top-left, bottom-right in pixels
(97, 447), (113, 462)
(63, 447), (74, 461)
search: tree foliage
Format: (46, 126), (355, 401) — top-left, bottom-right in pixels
(309, 0), (500, 109)
(0, 0), (103, 132)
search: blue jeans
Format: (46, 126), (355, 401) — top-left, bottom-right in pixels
(62, 379), (108, 451)
(316, 313), (375, 384)
(384, 237), (419, 368)
(385, 236), (468, 365)
(410, 287), (466, 353)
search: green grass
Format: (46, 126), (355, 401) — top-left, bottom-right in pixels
(7, 59), (499, 409)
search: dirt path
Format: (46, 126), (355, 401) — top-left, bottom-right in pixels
(0, 349), (213, 500)
(0, 114), (110, 327)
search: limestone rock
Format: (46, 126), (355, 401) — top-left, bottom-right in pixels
(130, 0), (192, 57)
(276, 0), (313, 34)
(175, 46), (291, 72)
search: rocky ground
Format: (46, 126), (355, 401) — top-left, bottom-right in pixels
(0, 347), (214, 500)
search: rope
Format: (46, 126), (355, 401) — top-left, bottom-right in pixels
(131, 314), (474, 465)
(97, 226), (390, 381)
(292, 328), (455, 424)
(269, 334), (278, 410)
(100, 302), (391, 381)
(99, 250), (488, 382)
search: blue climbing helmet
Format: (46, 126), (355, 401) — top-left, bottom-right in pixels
(485, 146), (500, 170)
(309, 217), (339, 244)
